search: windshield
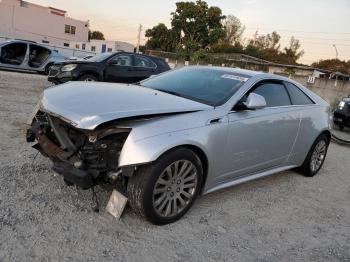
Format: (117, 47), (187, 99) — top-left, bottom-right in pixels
(87, 53), (113, 62)
(140, 67), (250, 106)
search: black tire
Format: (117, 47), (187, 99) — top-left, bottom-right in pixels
(299, 134), (329, 177)
(78, 74), (98, 82)
(127, 148), (203, 225)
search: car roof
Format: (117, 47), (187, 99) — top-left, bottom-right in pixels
(187, 66), (270, 77)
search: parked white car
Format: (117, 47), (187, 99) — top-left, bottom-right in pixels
(0, 39), (66, 74)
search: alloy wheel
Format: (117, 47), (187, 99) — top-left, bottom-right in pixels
(310, 140), (327, 172)
(84, 78), (95, 82)
(152, 160), (198, 218)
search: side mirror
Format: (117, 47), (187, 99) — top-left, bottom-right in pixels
(243, 93), (267, 110)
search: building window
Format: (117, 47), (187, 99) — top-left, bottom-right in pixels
(75, 44), (80, 49)
(71, 26), (76, 35)
(42, 40), (50, 44)
(64, 43), (69, 47)
(107, 48), (112, 52)
(65, 25), (76, 35)
(91, 46), (96, 52)
(65, 25), (70, 34)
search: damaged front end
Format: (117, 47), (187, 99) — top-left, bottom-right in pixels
(27, 110), (130, 189)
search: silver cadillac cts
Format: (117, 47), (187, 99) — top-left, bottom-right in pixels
(26, 66), (331, 224)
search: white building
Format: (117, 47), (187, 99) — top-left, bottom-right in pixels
(70, 40), (135, 54)
(0, 0), (89, 47)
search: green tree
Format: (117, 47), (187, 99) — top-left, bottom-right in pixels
(244, 32), (304, 64)
(171, 0), (226, 51)
(281, 37), (304, 64)
(312, 59), (350, 74)
(88, 30), (105, 40)
(222, 15), (245, 45)
(145, 23), (176, 52)
(145, 0), (226, 53)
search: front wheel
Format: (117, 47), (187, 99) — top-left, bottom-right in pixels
(78, 74), (98, 82)
(127, 148), (203, 225)
(299, 134), (329, 177)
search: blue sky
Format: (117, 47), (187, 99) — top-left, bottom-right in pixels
(31, 0), (350, 64)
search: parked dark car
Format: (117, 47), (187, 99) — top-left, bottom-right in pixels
(48, 52), (170, 84)
(333, 96), (350, 130)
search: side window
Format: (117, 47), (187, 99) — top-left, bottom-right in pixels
(284, 82), (314, 105)
(252, 82), (291, 107)
(0, 42), (27, 65)
(134, 56), (156, 68)
(110, 54), (133, 66)
(28, 44), (51, 68)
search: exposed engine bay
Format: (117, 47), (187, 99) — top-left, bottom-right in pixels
(27, 111), (131, 189)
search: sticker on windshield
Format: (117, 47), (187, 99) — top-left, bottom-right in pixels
(221, 74), (249, 82)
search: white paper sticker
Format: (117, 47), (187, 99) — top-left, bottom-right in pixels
(221, 74), (249, 82)
(106, 189), (128, 219)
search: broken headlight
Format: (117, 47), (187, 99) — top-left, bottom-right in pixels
(61, 64), (78, 72)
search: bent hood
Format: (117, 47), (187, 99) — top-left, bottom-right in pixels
(40, 81), (212, 130)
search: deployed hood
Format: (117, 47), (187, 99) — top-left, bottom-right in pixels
(40, 82), (212, 130)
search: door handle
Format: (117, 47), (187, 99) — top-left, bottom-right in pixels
(207, 117), (224, 125)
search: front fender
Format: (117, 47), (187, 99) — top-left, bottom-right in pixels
(118, 128), (210, 167)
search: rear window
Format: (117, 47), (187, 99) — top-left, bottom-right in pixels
(284, 82), (314, 105)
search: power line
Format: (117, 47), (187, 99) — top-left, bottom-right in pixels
(244, 27), (350, 35)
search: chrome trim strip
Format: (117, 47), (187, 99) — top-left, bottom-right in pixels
(203, 165), (297, 194)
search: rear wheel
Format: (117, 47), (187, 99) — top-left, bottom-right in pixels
(127, 148), (203, 225)
(299, 134), (329, 177)
(78, 74), (98, 82)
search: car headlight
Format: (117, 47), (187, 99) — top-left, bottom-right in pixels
(61, 64), (78, 72)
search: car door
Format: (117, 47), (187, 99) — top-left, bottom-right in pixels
(0, 42), (29, 70)
(133, 55), (157, 81)
(28, 44), (51, 69)
(104, 53), (136, 83)
(217, 80), (301, 183)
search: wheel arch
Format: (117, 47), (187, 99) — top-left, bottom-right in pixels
(155, 144), (209, 194)
(78, 70), (102, 81)
(320, 129), (331, 143)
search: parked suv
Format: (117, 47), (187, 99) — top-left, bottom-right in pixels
(333, 96), (350, 130)
(48, 52), (171, 84)
(0, 40), (66, 74)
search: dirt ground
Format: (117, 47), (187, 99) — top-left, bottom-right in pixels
(0, 70), (349, 262)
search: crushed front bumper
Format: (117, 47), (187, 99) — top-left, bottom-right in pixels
(53, 161), (94, 189)
(27, 123), (96, 189)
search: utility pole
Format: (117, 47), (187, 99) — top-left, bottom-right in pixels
(332, 44), (338, 59)
(136, 24), (142, 53)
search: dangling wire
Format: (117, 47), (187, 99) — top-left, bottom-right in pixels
(91, 186), (100, 213)
(31, 151), (39, 169)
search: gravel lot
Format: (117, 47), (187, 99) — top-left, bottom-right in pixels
(0, 70), (349, 262)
